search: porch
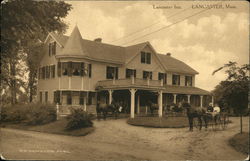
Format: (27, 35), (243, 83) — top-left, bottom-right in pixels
(96, 78), (212, 118)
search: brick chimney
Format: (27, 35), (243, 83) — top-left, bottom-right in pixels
(166, 52), (171, 56)
(94, 38), (102, 42)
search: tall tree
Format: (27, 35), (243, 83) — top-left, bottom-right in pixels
(212, 61), (249, 133)
(1, 0), (72, 104)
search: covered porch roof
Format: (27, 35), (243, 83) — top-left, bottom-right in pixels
(163, 85), (211, 95)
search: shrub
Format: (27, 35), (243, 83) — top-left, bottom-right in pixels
(65, 108), (93, 130)
(1, 104), (30, 123)
(25, 104), (56, 125)
(1, 103), (56, 125)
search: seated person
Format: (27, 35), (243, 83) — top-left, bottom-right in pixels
(212, 104), (221, 122)
(207, 103), (214, 113)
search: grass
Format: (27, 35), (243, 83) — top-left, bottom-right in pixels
(229, 132), (249, 155)
(1, 118), (95, 136)
(127, 116), (189, 128)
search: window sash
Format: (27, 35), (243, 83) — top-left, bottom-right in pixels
(185, 76), (192, 86)
(141, 52), (146, 63)
(126, 69), (136, 78)
(146, 53), (151, 64)
(72, 62), (81, 76)
(143, 71), (152, 79)
(172, 75), (180, 85)
(158, 73), (167, 84)
(106, 66), (118, 79)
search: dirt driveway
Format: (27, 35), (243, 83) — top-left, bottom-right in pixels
(1, 117), (248, 160)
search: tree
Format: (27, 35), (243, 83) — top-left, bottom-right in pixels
(212, 61), (249, 133)
(1, 0), (72, 104)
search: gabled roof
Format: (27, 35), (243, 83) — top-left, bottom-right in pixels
(124, 42), (148, 63)
(157, 54), (198, 74)
(48, 26), (199, 74)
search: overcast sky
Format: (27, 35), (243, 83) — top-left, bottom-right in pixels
(63, 0), (249, 91)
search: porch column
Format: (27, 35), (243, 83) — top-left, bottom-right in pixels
(84, 92), (87, 111)
(137, 94), (140, 114)
(211, 95), (214, 106)
(129, 88), (136, 118)
(108, 90), (113, 104)
(173, 94), (177, 104)
(158, 91), (163, 117)
(200, 95), (203, 107)
(131, 76), (135, 85)
(187, 95), (191, 104)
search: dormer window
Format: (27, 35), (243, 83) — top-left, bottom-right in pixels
(49, 42), (56, 56)
(141, 52), (151, 64)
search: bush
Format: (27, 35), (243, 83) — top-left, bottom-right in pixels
(1, 104), (30, 123)
(65, 108), (93, 130)
(1, 103), (56, 125)
(25, 104), (56, 125)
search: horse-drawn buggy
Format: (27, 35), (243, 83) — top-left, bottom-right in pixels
(181, 102), (230, 131)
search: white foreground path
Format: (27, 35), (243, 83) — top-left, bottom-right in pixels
(1, 117), (248, 160)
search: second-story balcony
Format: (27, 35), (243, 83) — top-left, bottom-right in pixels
(96, 77), (164, 90)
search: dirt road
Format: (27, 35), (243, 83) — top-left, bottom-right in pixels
(1, 117), (248, 160)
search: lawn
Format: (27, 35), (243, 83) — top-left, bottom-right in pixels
(127, 116), (189, 128)
(1, 118), (95, 136)
(229, 132), (249, 155)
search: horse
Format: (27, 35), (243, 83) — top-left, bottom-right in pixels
(148, 101), (159, 116)
(181, 102), (209, 131)
(96, 102), (119, 120)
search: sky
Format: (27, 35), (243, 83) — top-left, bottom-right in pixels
(63, 0), (249, 91)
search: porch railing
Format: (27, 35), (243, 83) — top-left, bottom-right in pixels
(96, 77), (163, 88)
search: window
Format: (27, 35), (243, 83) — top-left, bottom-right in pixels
(126, 68), (136, 78)
(79, 92), (85, 105)
(62, 91), (72, 105)
(158, 72), (167, 84)
(172, 74), (180, 85)
(62, 62), (68, 76)
(72, 62), (81, 76)
(88, 64), (92, 77)
(45, 66), (50, 79)
(106, 66), (118, 79)
(38, 68), (42, 79)
(57, 62), (61, 77)
(42, 67), (46, 79)
(45, 91), (48, 103)
(143, 71), (152, 79)
(49, 42), (56, 56)
(87, 92), (93, 105)
(40, 91), (42, 102)
(141, 52), (151, 64)
(50, 65), (55, 78)
(185, 76), (193, 86)
(54, 91), (60, 104)
(72, 91), (80, 105)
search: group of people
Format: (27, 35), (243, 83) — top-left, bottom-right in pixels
(206, 103), (221, 120)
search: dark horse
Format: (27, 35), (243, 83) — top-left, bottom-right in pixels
(96, 102), (119, 120)
(181, 102), (209, 131)
(148, 101), (159, 115)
